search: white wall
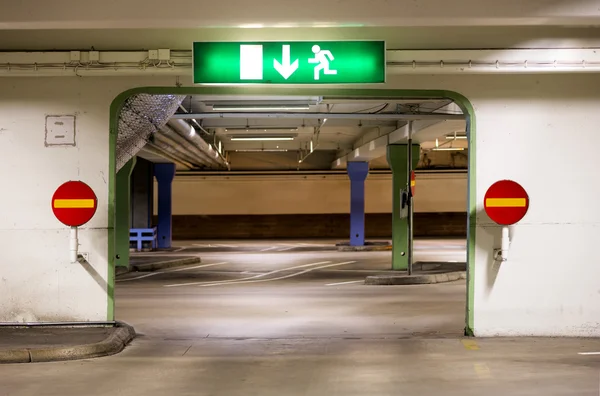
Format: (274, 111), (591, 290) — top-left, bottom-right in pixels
(0, 76), (155, 322)
(462, 73), (600, 337)
(160, 172), (467, 215)
(1, 50), (600, 335)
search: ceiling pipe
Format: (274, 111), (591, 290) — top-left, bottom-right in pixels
(194, 123), (230, 169)
(143, 142), (194, 170)
(158, 124), (216, 167)
(153, 133), (205, 166)
(176, 103), (230, 169)
(167, 119), (228, 169)
(167, 119), (222, 167)
(170, 112), (464, 121)
(150, 136), (205, 170)
(179, 104), (210, 136)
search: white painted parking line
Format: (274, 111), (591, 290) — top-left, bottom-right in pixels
(275, 246), (296, 252)
(578, 352), (600, 355)
(116, 262), (229, 282)
(199, 261), (357, 287)
(164, 261), (331, 288)
(326, 280), (364, 286)
(213, 244), (238, 248)
(260, 246), (278, 252)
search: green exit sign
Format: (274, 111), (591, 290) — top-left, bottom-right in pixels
(193, 41), (386, 85)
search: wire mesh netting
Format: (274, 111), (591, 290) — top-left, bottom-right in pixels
(116, 93), (186, 171)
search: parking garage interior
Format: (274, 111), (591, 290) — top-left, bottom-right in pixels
(6, 2), (600, 392)
(5, 13), (600, 393)
(123, 94), (468, 240)
(112, 92), (470, 343)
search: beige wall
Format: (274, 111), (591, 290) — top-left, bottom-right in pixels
(154, 172), (468, 215)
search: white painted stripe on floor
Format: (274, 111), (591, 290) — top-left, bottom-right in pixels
(326, 280), (364, 286)
(199, 261), (357, 287)
(275, 247), (296, 252)
(578, 352), (600, 355)
(213, 244), (238, 248)
(117, 262), (229, 282)
(164, 261), (331, 288)
(260, 246), (278, 252)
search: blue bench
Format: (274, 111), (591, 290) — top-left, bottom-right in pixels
(130, 227), (157, 251)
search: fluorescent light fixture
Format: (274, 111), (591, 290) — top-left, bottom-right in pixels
(230, 136), (295, 141)
(212, 104), (310, 111)
(432, 147), (466, 151)
(445, 135), (467, 139)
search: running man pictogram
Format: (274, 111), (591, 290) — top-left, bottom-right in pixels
(308, 45), (337, 80)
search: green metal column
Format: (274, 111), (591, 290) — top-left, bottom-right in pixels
(387, 144), (420, 270)
(115, 157), (136, 268)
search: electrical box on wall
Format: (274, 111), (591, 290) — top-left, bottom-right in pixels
(45, 115), (76, 147)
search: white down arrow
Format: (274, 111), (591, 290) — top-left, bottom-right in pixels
(273, 45), (299, 79)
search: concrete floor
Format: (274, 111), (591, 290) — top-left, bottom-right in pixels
(2, 241), (600, 395)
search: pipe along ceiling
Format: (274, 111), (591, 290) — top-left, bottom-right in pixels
(116, 93), (227, 172)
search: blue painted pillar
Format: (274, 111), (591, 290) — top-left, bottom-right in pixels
(154, 163), (176, 249)
(347, 162), (369, 246)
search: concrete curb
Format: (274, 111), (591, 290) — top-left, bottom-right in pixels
(130, 257), (201, 272)
(336, 241), (392, 252)
(0, 321), (136, 364)
(115, 266), (130, 276)
(365, 271), (467, 285)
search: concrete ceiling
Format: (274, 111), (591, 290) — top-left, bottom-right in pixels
(2, 27), (600, 52)
(2, 0), (599, 30)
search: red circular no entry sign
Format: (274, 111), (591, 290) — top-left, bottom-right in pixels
(51, 181), (98, 227)
(484, 180), (529, 225)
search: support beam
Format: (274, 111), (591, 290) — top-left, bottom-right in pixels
(155, 163), (176, 249)
(171, 112), (464, 121)
(347, 162), (369, 246)
(387, 144), (420, 271)
(333, 107), (465, 169)
(115, 157), (136, 268)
